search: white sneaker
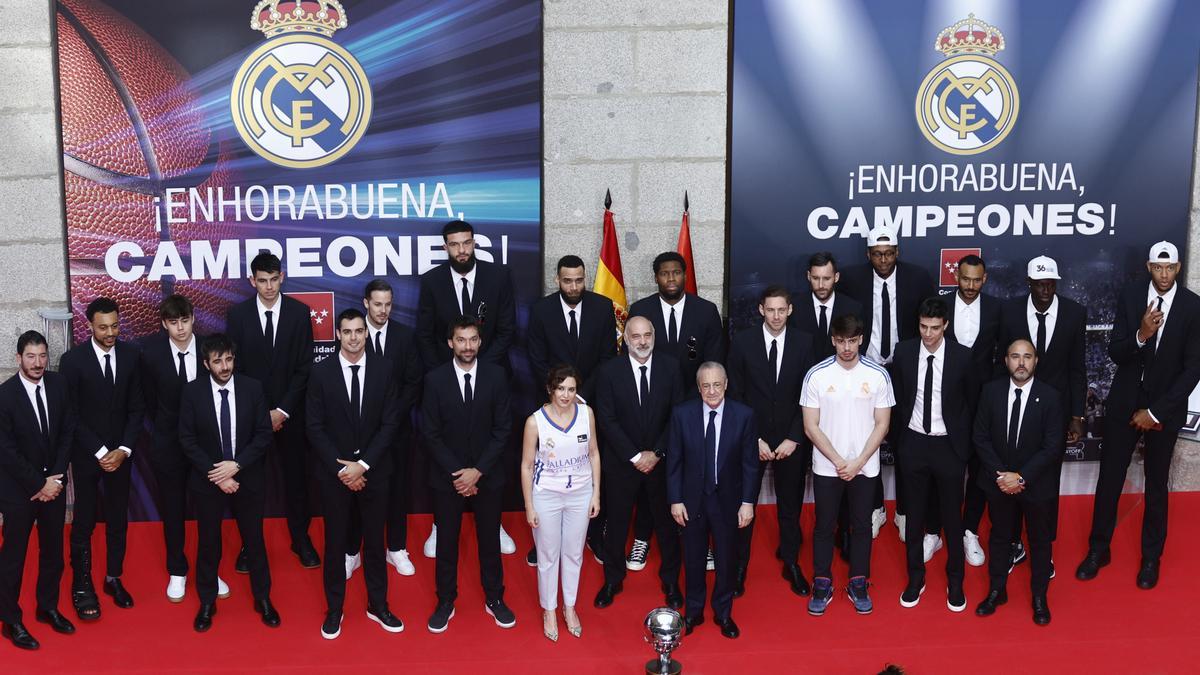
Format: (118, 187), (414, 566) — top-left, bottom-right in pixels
(167, 575), (186, 603)
(217, 576), (230, 599)
(345, 553), (362, 580)
(387, 549), (415, 576)
(922, 534), (943, 563)
(963, 530), (985, 567)
(870, 508), (886, 539)
(499, 525), (516, 555)
(894, 513), (907, 543)
(423, 525), (438, 559)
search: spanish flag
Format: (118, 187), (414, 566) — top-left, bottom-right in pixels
(593, 189), (628, 337)
(677, 190), (698, 295)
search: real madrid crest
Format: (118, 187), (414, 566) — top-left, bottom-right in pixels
(915, 14), (1019, 156)
(231, 0), (373, 168)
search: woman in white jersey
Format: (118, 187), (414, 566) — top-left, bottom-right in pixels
(521, 364), (601, 642)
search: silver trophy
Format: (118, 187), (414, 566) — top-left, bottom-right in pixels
(643, 607), (684, 674)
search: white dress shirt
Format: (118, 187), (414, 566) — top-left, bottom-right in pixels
(659, 294), (687, 339)
(629, 354), (653, 462)
(1136, 282), (1177, 349)
(866, 270), (900, 365)
(1006, 378), (1033, 444)
(908, 339), (947, 436)
(255, 295), (280, 346)
(368, 320), (388, 353)
(453, 358), (478, 401)
(812, 292), (836, 336)
(561, 294), (582, 332)
(702, 399), (725, 483)
(170, 335), (198, 382)
(763, 324), (786, 382)
(454, 264), (478, 314)
(19, 373), (54, 475)
(1026, 296), (1059, 352)
(338, 352), (370, 471)
(90, 339), (132, 459)
(211, 376), (237, 457)
(953, 293), (981, 348)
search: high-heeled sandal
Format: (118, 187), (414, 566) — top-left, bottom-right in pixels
(543, 610), (558, 642)
(563, 607), (582, 638)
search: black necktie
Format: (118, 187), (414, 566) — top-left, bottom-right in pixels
(922, 354), (934, 434)
(177, 352), (189, 386)
(374, 330), (383, 355)
(463, 372), (473, 405)
(460, 277), (471, 316)
(219, 389), (233, 462)
(1007, 388), (1023, 453)
(704, 410), (718, 494)
(1035, 312), (1047, 356)
(103, 353), (114, 386)
(668, 307), (678, 346)
(349, 364), (362, 449)
(639, 365), (649, 407)
(568, 309), (579, 343)
(818, 304), (828, 338)
(768, 338), (779, 384)
(35, 384), (50, 446)
(880, 281), (891, 360)
(264, 310), (275, 350)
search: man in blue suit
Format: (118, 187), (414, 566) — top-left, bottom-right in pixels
(667, 362), (759, 640)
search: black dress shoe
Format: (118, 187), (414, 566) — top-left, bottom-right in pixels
(235, 547), (249, 575)
(292, 540), (321, 569)
(1075, 549), (1111, 581)
(715, 616), (740, 639)
(974, 588), (1008, 617)
(662, 582), (684, 610)
(782, 563), (811, 597)
(2, 622), (39, 650)
(733, 567), (748, 598)
(35, 608), (75, 634)
(1032, 595), (1051, 625)
(256, 599), (281, 627)
(103, 578), (134, 608)
(194, 604), (216, 633)
(1137, 558), (1160, 590)
(593, 583), (622, 608)
(684, 614), (704, 636)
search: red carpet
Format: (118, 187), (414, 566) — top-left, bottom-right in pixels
(6, 493), (1200, 673)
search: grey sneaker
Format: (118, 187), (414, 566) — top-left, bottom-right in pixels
(847, 577), (873, 614)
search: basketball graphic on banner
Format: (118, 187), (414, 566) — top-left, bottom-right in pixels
(56, 0), (243, 342)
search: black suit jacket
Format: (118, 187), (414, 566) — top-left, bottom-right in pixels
(973, 378), (1063, 501)
(628, 293), (724, 394)
(415, 260), (516, 371)
(140, 332), (204, 473)
(0, 372), (74, 502)
(178, 374), (273, 494)
(946, 292), (1001, 393)
(366, 319), (423, 431)
(58, 340), (144, 458)
(791, 292), (863, 361)
(665, 398), (760, 513)
(838, 261), (936, 356)
(995, 295), (1087, 419)
(891, 338), (976, 462)
(593, 353), (684, 472)
(527, 290), (617, 402)
(1106, 283), (1200, 431)
(726, 324), (814, 448)
(420, 361), (511, 491)
(306, 354), (401, 477)
(225, 295), (313, 416)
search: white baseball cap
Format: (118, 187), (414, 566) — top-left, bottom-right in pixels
(1026, 255), (1060, 280)
(866, 226), (897, 247)
(1148, 241), (1179, 264)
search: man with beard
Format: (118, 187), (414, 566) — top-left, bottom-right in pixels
(525, 255), (617, 566)
(416, 221), (518, 558)
(792, 252), (862, 361)
(0, 331), (76, 650)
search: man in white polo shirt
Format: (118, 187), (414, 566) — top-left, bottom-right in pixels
(802, 314), (894, 616)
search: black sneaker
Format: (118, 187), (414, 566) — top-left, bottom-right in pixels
(485, 599), (516, 628)
(899, 582), (925, 608)
(526, 548), (538, 567)
(1008, 542), (1026, 574)
(947, 585), (966, 613)
(626, 539), (649, 571)
(427, 601), (455, 634)
(321, 610), (343, 640)
(366, 606), (404, 633)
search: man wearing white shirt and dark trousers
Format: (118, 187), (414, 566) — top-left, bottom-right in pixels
(58, 297), (144, 620)
(308, 309), (404, 638)
(1078, 242), (1200, 589)
(802, 315), (894, 616)
(178, 334), (279, 632)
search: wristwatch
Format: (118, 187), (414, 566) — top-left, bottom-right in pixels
(653, 448), (666, 459)
(1016, 475), (1025, 486)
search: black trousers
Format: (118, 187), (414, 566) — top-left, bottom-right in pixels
(347, 441), (411, 554)
(69, 454), (132, 577)
(632, 485), (654, 542)
(433, 483), (504, 604)
(986, 490), (1052, 595)
(1088, 413), (1178, 560)
(0, 496), (66, 623)
(814, 474), (876, 580)
(740, 451), (807, 568)
(321, 473), (388, 612)
(273, 421), (313, 546)
(898, 430), (966, 586)
(603, 464), (681, 587)
(961, 454), (988, 534)
(193, 479), (271, 605)
(152, 460), (190, 577)
(682, 492), (736, 621)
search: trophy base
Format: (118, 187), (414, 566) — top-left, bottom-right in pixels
(645, 658), (682, 675)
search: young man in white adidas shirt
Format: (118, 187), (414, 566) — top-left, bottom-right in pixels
(802, 314), (894, 616)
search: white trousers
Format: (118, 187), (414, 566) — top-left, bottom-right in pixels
(531, 486), (591, 610)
